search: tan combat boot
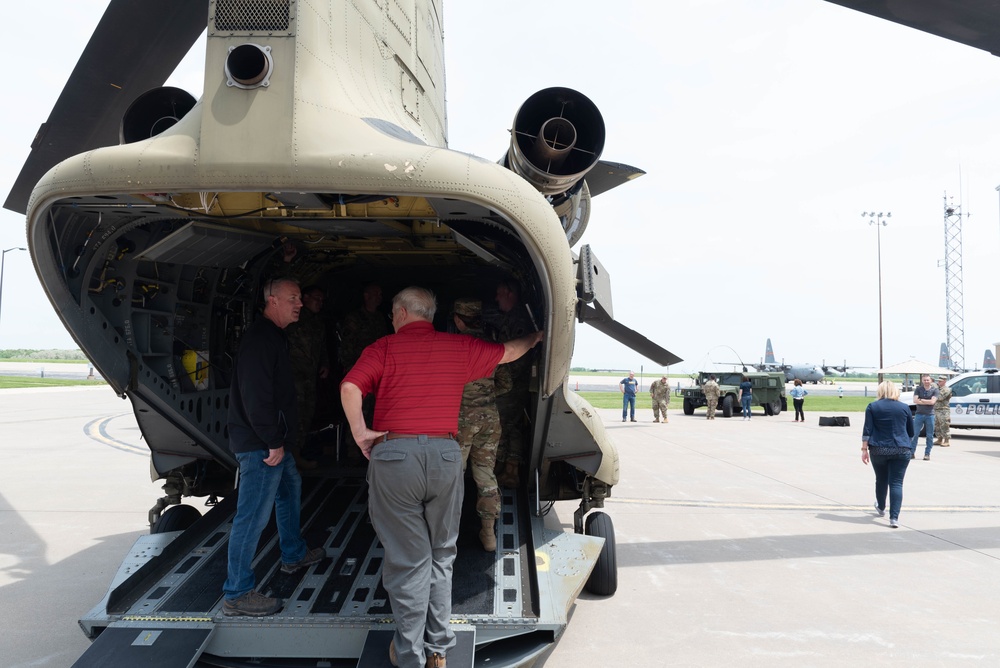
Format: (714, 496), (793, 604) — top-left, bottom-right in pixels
(498, 460), (519, 488)
(479, 518), (496, 551)
(933, 437), (942, 446)
(426, 652), (446, 668)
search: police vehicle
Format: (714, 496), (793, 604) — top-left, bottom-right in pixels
(903, 369), (1000, 429)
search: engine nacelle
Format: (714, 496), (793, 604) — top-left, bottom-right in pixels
(504, 87), (604, 245)
(505, 87), (605, 196)
(120, 87), (196, 144)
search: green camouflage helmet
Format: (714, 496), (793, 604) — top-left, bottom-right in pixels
(453, 298), (482, 318)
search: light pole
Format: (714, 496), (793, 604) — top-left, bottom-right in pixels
(862, 212), (890, 384)
(0, 246), (27, 340)
(995, 185), (1000, 245)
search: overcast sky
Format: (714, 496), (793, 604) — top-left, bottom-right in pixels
(4, 1), (1000, 375)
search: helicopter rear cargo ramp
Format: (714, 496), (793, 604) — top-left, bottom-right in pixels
(75, 475), (601, 666)
(70, 622), (215, 668)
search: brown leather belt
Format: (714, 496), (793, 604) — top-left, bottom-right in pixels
(374, 432), (455, 445)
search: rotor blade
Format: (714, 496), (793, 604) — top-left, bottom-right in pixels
(822, 0), (1000, 56)
(579, 304), (682, 366)
(4, 0), (208, 214)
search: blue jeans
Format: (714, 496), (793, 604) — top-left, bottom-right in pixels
(741, 394), (752, 418)
(224, 450), (308, 600)
(871, 452), (910, 521)
(622, 394), (636, 420)
(911, 413), (935, 456)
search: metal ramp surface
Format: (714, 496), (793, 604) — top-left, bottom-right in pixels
(358, 628), (475, 667)
(70, 621), (214, 668)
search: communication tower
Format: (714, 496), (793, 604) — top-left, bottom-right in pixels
(942, 192), (965, 370)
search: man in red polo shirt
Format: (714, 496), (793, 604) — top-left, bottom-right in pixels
(341, 286), (543, 668)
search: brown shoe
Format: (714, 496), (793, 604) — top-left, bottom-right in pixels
(426, 652), (446, 668)
(389, 638), (399, 667)
(281, 546), (326, 574)
(222, 590), (283, 617)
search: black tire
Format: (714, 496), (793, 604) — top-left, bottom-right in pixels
(722, 395), (734, 418)
(151, 504), (202, 534)
(771, 400), (782, 416)
(584, 512), (618, 596)
(683, 398), (695, 416)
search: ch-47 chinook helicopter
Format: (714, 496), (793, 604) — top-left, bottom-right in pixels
(4, 1), (680, 666)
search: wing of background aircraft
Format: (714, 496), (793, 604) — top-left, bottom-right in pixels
(822, 0), (1000, 56)
(3, 0), (207, 214)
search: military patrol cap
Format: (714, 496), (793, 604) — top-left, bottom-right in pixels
(453, 298), (482, 318)
(937, 375), (948, 381)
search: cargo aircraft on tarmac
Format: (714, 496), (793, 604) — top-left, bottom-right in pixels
(738, 339), (852, 384)
(4, 1), (681, 666)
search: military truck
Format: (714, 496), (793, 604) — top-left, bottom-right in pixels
(681, 371), (787, 417)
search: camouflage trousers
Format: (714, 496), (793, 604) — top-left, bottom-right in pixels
(705, 396), (719, 419)
(458, 405), (501, 520)
(495, 392), (528, 467)
(934, 410), (951, 440)
(652, 398), (669, 421)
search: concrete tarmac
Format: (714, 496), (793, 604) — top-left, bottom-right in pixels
(3, 388), (1000, 667)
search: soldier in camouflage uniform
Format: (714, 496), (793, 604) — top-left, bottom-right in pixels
(337, 284), (389, 460)
(492, 280), (536, 488)
(286, 285), (330, 469)
(650, 375), (671, 423)
(453, 298), (503, 551)
(703, 374), (721, 420)
(934, 375), (953, 447)
(338, 283), (389, 371)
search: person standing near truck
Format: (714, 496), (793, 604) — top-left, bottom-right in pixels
(703, 375), (721, 420)
(650, 375), (670, 423)
(739, 375), (753, 420)
(790, 379), (808, 422)
(911, 374), (939, 460)
(620, 371), (638, 422)
(933, 375), (953, 447)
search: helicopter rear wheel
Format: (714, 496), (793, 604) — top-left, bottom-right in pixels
(151, 504), (201, 534)
(584, 511), (618, 596)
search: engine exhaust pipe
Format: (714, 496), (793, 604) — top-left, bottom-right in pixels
(506, 87), (605, 196)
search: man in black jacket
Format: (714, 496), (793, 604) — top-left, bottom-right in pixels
(222, 277), (325, 616)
